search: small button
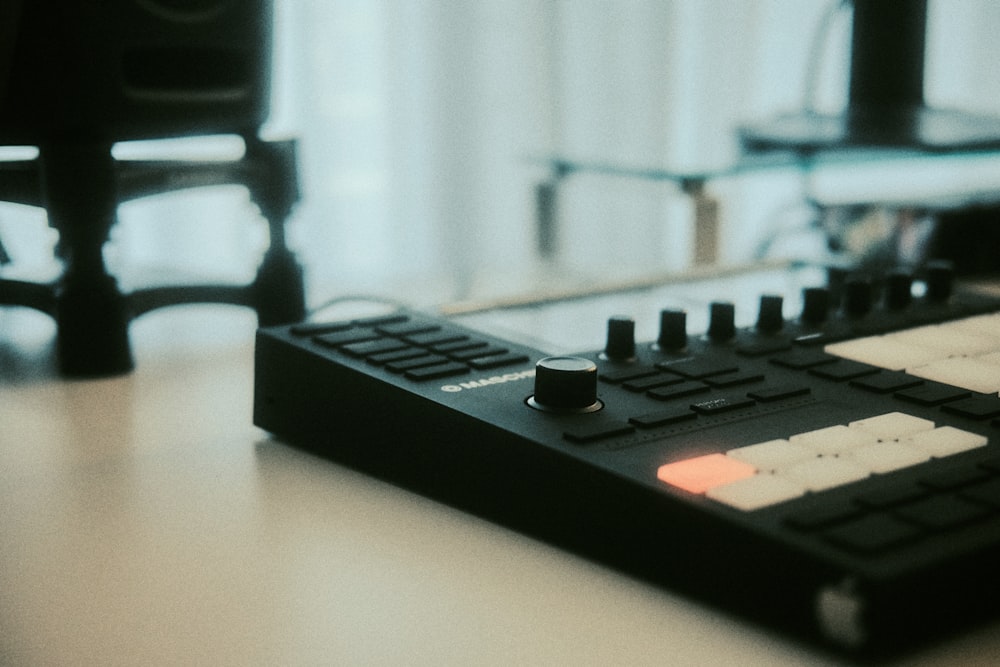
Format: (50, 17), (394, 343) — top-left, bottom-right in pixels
(769, 349), (837, 369)
(468, 353), (530, 370)
(366, 347), (425, 365)
(314, 328), (380, 347)
(785, 502), (864, 531)
(628, 407), (697, 428)
(341, 338), (409, 358)
(405, 362), (470, 381)
(855, 483), (929, 509)
(808, 360), (880, 381)
(960, 479), (1000, 509)
(894, 383), (971, 406)
(747, 385), (811, 402)
(920, 467), (992, 491)
(894, 496), (990, 530)
(849, 372), (924, 394)
(405, 331), (468, 346)
(736, 338), (792, 357)
(450, 346), (509, 361)
(647, 381), (710, 401)
(622, 374), (683, 392)
(431, 339), (489, 354)
(385, 354), (451, 373)
(705, 371), (764, 388)
(563, 422), (634, 443)
(658, 358), (738, 379)
(376, 321), (441, 337)
(823, 514), (922, 554)
(599, 366), (660, 384)
(941, 396), (1000, 420)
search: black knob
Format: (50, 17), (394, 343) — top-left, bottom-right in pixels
(604, 316), (636, 361)
(529, 356), (600, 412)
(826, 266), (849, 305)
(843, 276), (872, 317)
(708, 301), (735, 342)
(886, 270), (912, 310)
(925, 260), (954, 302)
(801, 287), (830, 325)
(657, 309), (687, 350)
(756, 294), (784, 333)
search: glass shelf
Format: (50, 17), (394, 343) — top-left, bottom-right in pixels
(534, 144), (1000, 210)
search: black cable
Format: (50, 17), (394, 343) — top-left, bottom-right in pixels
(305, 294), (407, 320)
(802, 0), (852, 113)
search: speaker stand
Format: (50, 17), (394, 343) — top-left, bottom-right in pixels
(0, 132), (306, 377)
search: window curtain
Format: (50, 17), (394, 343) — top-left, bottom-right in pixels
(3, 0), (1000, 313)
(275, 0), (844, 306)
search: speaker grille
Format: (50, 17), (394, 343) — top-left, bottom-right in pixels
(122, 46), (254, 100)
(0, 0), (271, 142)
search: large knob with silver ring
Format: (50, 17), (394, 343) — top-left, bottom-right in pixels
(528, 356), (602, 413)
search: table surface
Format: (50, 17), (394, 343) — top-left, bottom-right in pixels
(2, 301), (999, 667)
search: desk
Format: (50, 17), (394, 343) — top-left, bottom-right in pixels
(2, 305), (998, 666)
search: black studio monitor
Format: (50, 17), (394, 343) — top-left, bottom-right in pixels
(0, 0), (272, 143)
(0, 0), (304, 378)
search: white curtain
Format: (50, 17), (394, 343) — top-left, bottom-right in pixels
(275, 0), (842, 306)
(3, 0), (1000, 312)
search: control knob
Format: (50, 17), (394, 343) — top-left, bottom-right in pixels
(756, 294), (784, 333)
(886, 270), (913, 310)
(707, 301), (736, 342)
(528, 356), (602, 413)
(925, 260), (954, 302)
(843, 276), (872, 318)
(801, 286), (830, 325)
(657, 309), (687, 351)
(603, 316), (636, 361)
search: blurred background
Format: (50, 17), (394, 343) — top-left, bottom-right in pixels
(2, 0), (1000, 315)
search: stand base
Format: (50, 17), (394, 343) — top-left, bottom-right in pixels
(0, 136), (306, 378)
(55, 273), (134, 377)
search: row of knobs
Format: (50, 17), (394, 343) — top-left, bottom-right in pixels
(529, 265), (953, 412)
(603, 298), (771, 361)
(604, 264), (954, 361)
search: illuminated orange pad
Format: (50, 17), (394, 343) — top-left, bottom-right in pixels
(657, 454), (756, 494)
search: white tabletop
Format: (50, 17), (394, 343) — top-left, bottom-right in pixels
(2, 305), (998, 666)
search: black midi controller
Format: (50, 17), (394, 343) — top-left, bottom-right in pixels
(254, 268), (1000, 658)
